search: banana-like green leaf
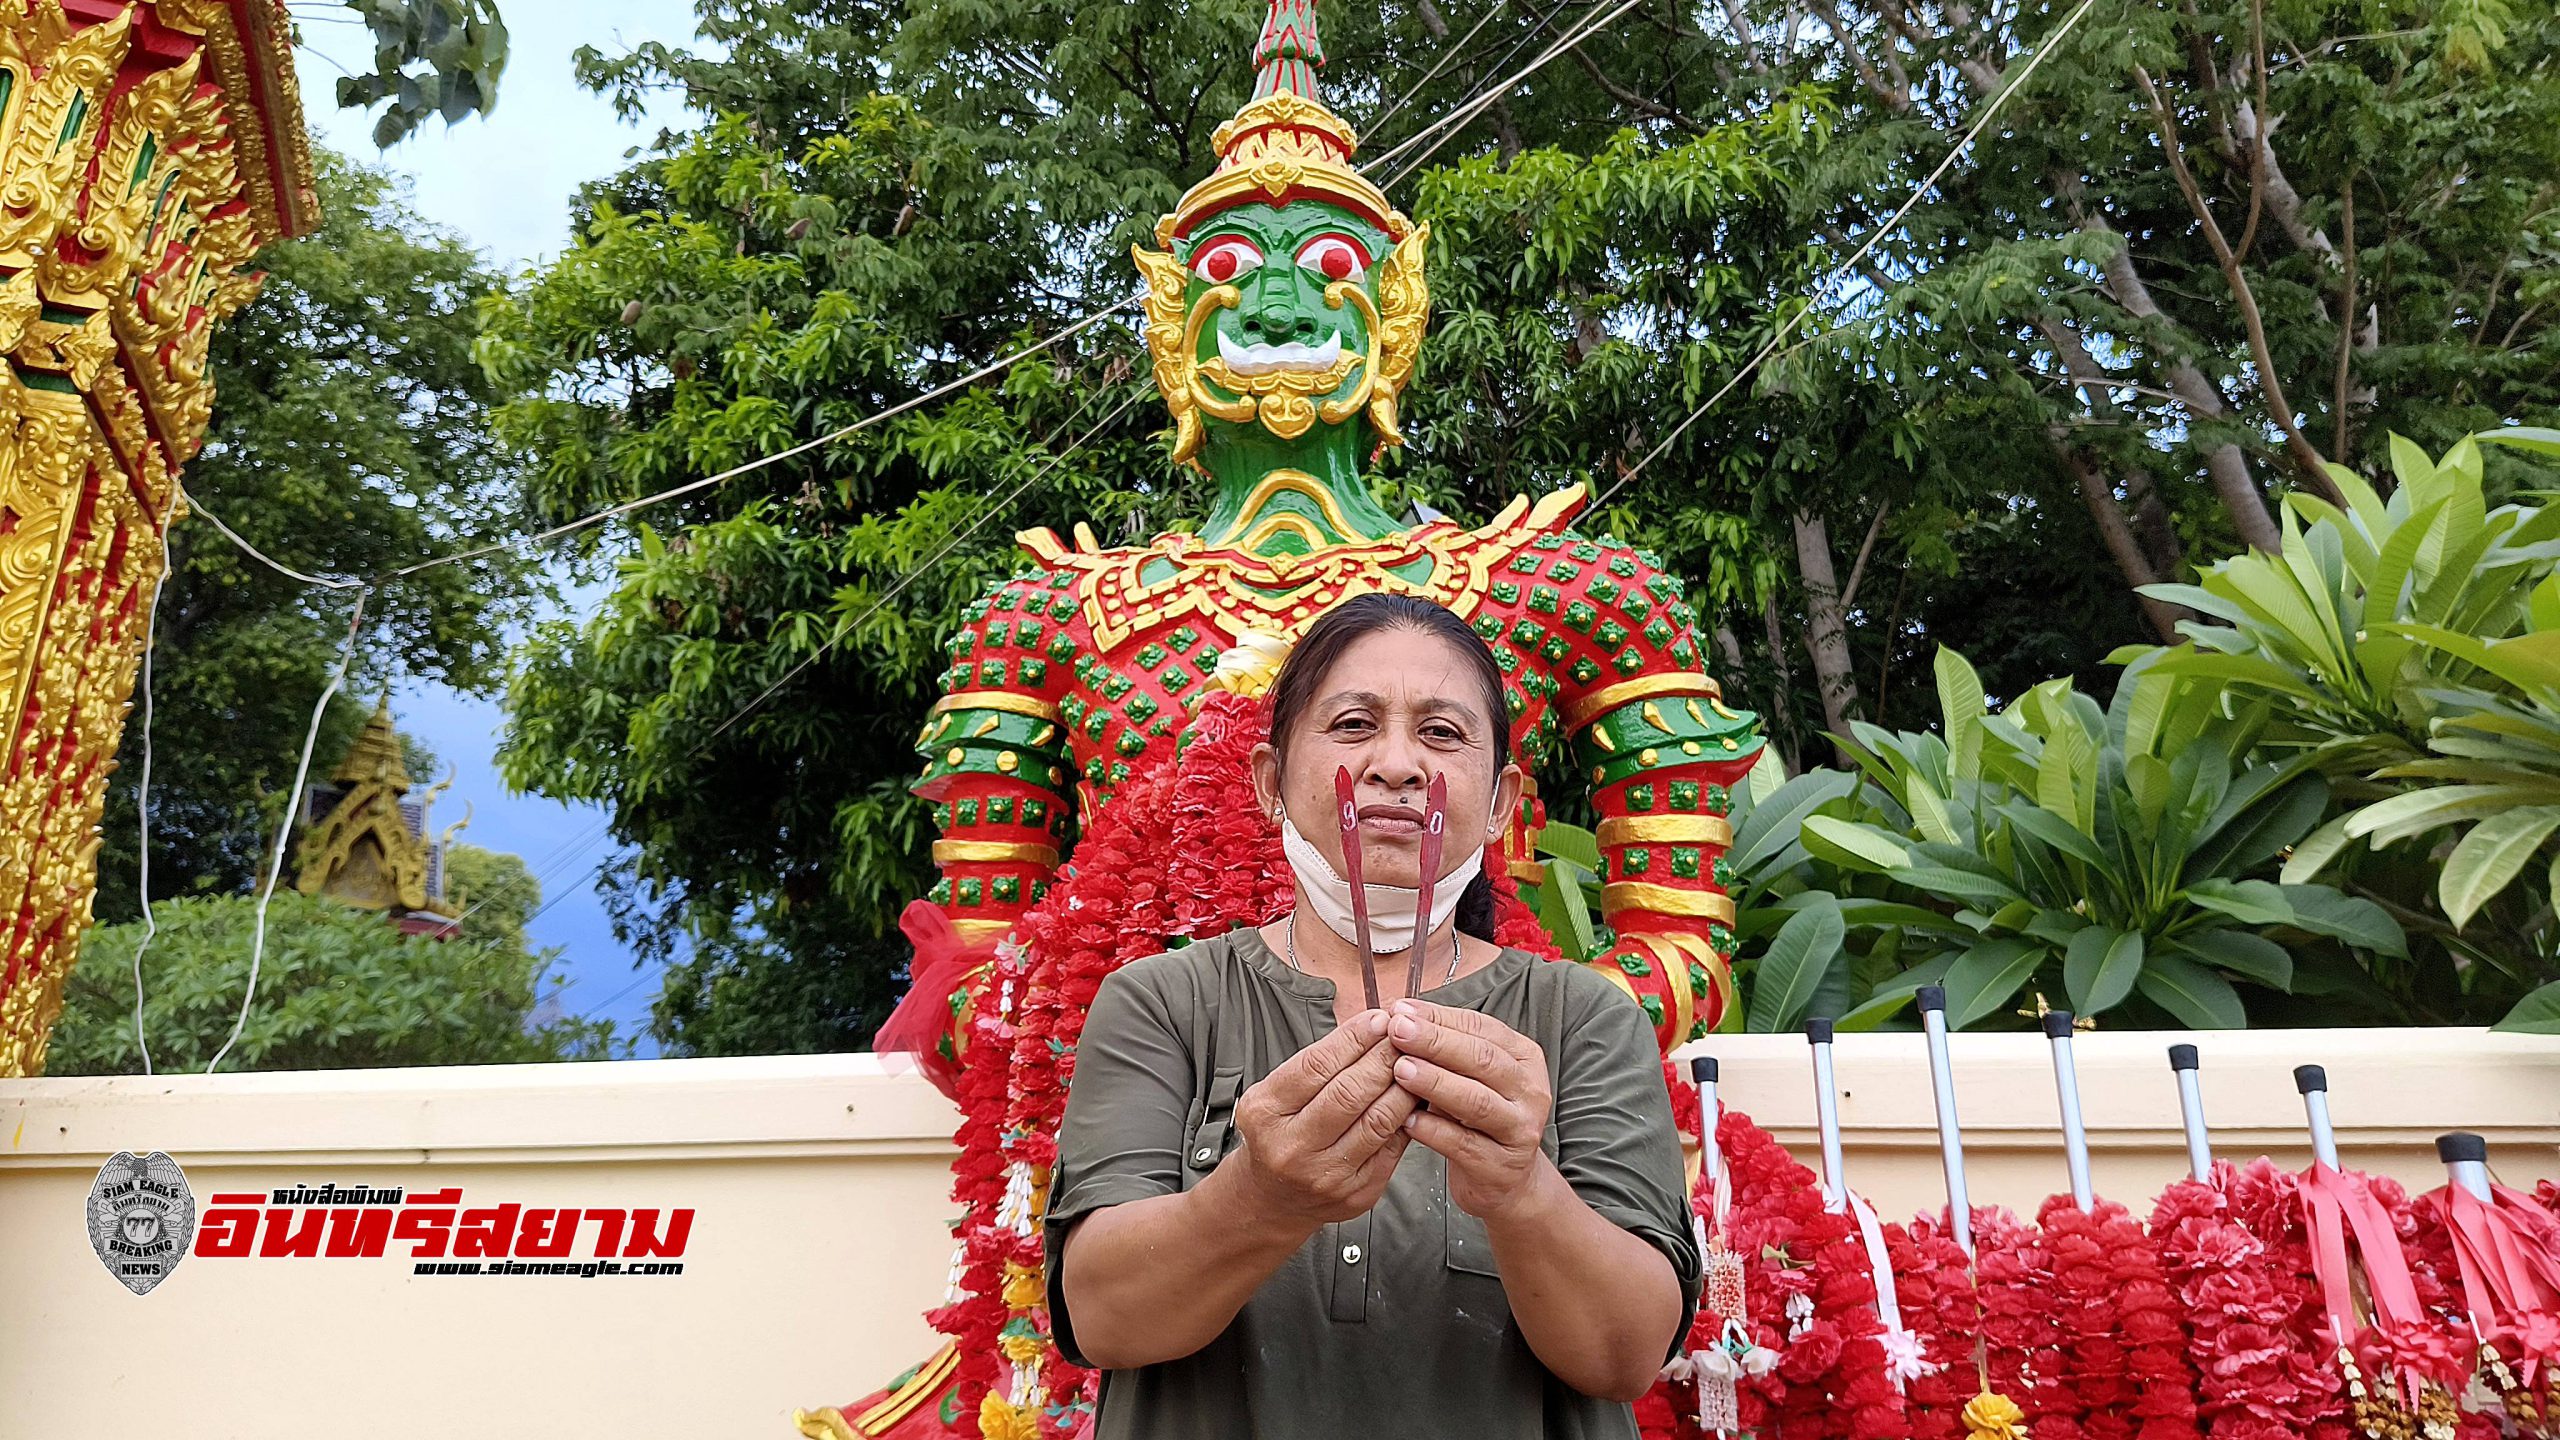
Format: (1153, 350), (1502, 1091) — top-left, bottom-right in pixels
(2024, 908), (2089, 944)
(2391, 432), (2443, 502)
(2344, 784), (2514, 845)
(1537, 820), (1603, 873)
(2136, 953), (2248, 1028)
(2188, 771), (2328, 880)
(2384, 623), (2560, 698)
(2037, 717), (2097, 835)
(2440, 805), (2560, 928)
(2280, 810), (2363, 884)
(1835, 957), (1953, 1032)
(1943, 938), (2045, 1028)
(2168, 929), (2294, 991)
(1747, 896), (1846, 1034)
(2495, 979), (2560, 1033)
(1830, 899), (1975, 932)
(2063, 926), (2144, 1015)
(2185, 878), (2297, 926)
(1892, 865), (2026, 907)
(2477, 425), (2560, 459)
(2277, 885), (2408, 957)
(1747, 746), (1789, 803)
(1937, 646), (1986, 781)
(1801, 814), (1913, 874)
(2133, 583), (2251, 627)
(1731, 770), (1859, 879)
(1539, 856), (1599, 959)
(1905, 771), (1962, 847)
(1999, 798), (2109, 868)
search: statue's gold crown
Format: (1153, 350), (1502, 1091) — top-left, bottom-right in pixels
(1153, 2), (1413, 248)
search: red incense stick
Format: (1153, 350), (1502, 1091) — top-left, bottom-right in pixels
(1333, 766), (1381, 1010)
(1405, 773), (1448, 997)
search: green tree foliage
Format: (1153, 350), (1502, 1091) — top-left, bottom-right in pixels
(488, 0), (2560, 1053)
(324, 0), (510, 148)
(47, 846), (628, 1075)
(92, 149), (542, 922)
(2124, 429), (2560, 1028)
(1687, 433), (2560, 1034)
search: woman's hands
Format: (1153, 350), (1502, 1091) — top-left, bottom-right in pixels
(1227, 997), (1556, 1230)
(1227, 1009), (1421, 1228)
(1385, 998), (1557, 1221)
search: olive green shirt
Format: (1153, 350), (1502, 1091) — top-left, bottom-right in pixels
(1043, 926), (1701, 1438)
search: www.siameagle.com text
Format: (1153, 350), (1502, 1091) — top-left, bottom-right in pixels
(414, 1259), (684, 1277)
(197, 1185), (692, 1278)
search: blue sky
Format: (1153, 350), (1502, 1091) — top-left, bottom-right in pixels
(294, 2), (710, 1054)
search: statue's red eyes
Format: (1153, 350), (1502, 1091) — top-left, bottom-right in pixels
(1296, 234), (1370, 284)
(1190, 236), (1263, 285)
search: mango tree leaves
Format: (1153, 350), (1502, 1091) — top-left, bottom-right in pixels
(330, 0), (510, 148)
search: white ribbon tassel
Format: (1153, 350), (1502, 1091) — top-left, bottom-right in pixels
(1845, 1188), (1938, 1390)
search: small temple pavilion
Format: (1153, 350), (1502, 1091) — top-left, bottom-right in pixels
(291, 697), (466, 940)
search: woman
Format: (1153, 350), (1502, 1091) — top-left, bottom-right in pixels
(1043, 592), (1700, 1436)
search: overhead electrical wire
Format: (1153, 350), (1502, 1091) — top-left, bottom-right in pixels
(204, 585), (370, 1075)
(1591, 0), (2102, 512)
(443, 381), (1149, 959)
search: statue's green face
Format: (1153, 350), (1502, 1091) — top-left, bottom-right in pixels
(1178, 200), (1395, 444)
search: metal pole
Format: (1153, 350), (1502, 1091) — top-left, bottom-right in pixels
(1808, 1018), (1847, 1212)
(2169, 1043), (2212, 1183)
(1691, 1055), (1722, 1191)
(2437, 1132), (2493, 1203)
(1914, 986), (1973, 1256)
(2045, 1010), (2094, 1211)
(2296, 1065), (2342, 1170)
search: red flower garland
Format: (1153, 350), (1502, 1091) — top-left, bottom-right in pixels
(1708, 1108), (1906, 1440)
(2037, 1192), (2201, 1440)
(1971, 1204), (2082, 1440)
(2150, 1159), (2352, 1440)
(1890, 1210), (1985, 1440)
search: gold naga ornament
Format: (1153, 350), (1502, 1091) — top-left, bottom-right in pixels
(0, 0), (317, 1078)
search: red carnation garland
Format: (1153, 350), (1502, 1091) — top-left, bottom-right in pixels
(929, 741), (1182, 1437)
(2150, 1161), (2351, 1440)
(1890, 1211), (1989, 1440)
(1706, 1107), (1906, 1440)
(1971, 1203), (2083, 1440)
(2038, 1193), (2202, 1440)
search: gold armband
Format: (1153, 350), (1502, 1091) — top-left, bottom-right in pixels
(932, 840), (1063, 868)
(1594, 815), (1735, 850)
(1600, 881), (1737, 925)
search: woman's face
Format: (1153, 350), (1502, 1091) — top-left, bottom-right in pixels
(1253, 625), (1524, 890)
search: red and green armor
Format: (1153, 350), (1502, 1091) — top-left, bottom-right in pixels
(802, 3), (1762, 1435)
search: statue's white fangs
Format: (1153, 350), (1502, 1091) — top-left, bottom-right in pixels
(1215, 328), (1345, 376)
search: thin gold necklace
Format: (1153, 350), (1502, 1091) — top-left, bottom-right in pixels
(1286, 911), (1461, 986)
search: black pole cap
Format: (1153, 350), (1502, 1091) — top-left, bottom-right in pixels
(2040, 1010), (2077, 1039)
(1806, 1017), (1835, 1045)
(2436, 1132), (2487, 1164)
(1690, 1056), (1719, 1084)
(1914, 985), (1947, 1013)
(2294, 1064), (2328, 1095)
(2168, 1043), (2200, 1071)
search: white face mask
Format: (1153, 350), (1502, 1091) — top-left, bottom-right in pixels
(1278, 810), (1488, 954)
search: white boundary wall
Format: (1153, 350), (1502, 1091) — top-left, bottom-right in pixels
(1, 1028), (2553, 1438)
